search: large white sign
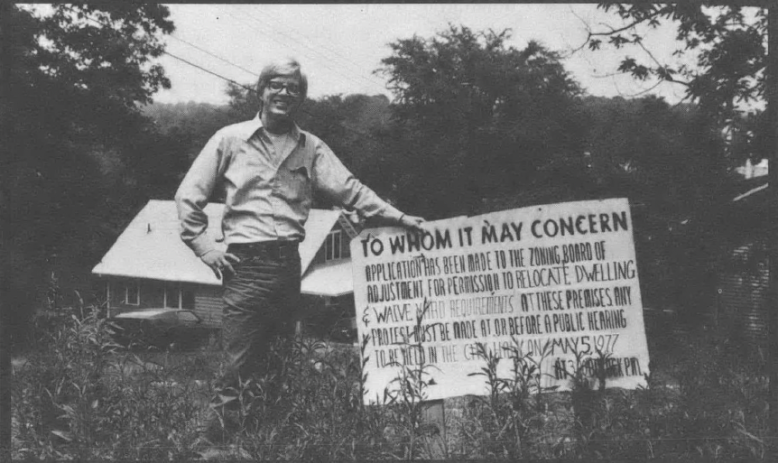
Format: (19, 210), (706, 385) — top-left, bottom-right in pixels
(351, 199), (649, 404)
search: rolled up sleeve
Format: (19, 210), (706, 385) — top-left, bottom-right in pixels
(312, 140), (403, 223)
(175, 133), (226, 257)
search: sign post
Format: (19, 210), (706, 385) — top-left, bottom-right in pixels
(421, 399), (446, 457)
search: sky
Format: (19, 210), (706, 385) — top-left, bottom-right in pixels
(154, 3), (693, 106)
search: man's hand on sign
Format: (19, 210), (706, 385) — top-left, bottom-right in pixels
(400, 214), (426, 233)
(201, 250), (241, 279)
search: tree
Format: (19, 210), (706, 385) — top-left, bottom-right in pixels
(577, 3), (772, 308)
(582, 95), (732, 206)
(582, 2), (778, 437)
(580, 2), (768, 162)
(141, 101), (235, 194)
(1, 4), (174, 344)
(298, 94), (395, 204)
(225, 81), (258, 122)
(378, 25), (584, 218)
(579, 95), (733, 312)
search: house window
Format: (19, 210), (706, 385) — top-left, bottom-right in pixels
(182, 288), (195, 310)
(324, 230), (340, 261)
(165, 284), (195, 309)
(124, 281), (140, 305)
(164, 285), (178, 308)
(341, 231), (351, 258)
(324, 230), (350, 261)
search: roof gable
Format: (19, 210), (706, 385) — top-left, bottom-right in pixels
(299, 209), (343, 273)
(92, 200), (342, 285)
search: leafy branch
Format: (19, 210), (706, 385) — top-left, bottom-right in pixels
(570, 2), (767, 121)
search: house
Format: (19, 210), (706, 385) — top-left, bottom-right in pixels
(92, 200), (360, 332)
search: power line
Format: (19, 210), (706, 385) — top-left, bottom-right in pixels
(258, 11), (382, 77)
(221, 8), (385, 96)
(59, 8), (375, 138)
(162, 51), (372, 138)
(236, 9), (383, 94)
(72, 12), (257, 90)
(164, 51), (254, 93)
(238, 8), (387, 94)
(167, 34), (260, 78)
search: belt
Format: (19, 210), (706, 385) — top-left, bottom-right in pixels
(228, 240), (299, 259)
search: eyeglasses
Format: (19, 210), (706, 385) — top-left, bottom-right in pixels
(267, 81), (302, 96)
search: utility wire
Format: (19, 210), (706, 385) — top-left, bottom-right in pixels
(67, 7), (375, 139)
(221, 8), (385, 96)
(162, 51), (372, 138)
(167, 34), (260, 78)
(75, 13), (259, 85)
(238, 8), (387, 93)
(236, 10), (382, 93)
(164, 51), (254, 93)
(257, 10), (381, 75)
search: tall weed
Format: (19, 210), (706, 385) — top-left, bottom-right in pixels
(381, 298), (445, 459)
(13, 304), (772, 461)
(465, 338), (560, 459)
(13, 306), (209, 460)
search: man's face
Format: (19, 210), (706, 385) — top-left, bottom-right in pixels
(261, 75), (303, 119)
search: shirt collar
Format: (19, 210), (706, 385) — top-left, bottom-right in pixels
(242, 113), (304, 145)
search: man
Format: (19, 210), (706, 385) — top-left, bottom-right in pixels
(175, 58), (424, 441)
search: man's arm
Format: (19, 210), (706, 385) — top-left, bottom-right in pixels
(311, 140), (424, 232)
(175, 133), (239, 278)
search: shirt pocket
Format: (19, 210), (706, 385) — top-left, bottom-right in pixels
(276, 162), (311, 204)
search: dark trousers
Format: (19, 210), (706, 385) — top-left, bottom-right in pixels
(214, 240), (301, 408)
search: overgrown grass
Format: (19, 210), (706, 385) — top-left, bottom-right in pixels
(12, 305), (773, 461)
(13, 306), (213, 461)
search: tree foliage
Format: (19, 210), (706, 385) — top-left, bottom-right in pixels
(581, 2), (767, 161)
(298, 94), (395, 204)
(587, 4), (766, 109)
(1, 4), (174, 343)
(575, 3), (770, 313)
(142, 101), (234, 177)
(582, 95), (732, 209)
(579, 95), (734, 310)
(378, 26), (584, 218)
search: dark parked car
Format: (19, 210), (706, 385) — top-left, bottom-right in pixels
(108, 308), (214, 351)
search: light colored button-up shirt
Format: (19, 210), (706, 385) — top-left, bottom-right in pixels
(175, 115), (403, 257)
